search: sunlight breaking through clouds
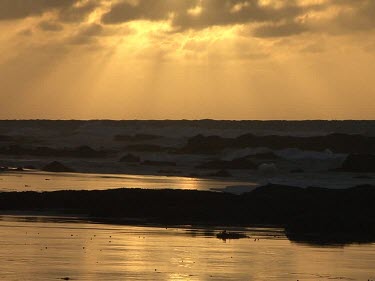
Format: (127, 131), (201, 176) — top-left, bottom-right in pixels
(0, 0), (375, 119)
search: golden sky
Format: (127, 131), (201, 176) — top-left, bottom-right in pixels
(1, 0), (375, 120)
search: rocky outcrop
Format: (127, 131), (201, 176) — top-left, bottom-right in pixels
(42, 161), (75, 173)
(1, 184), (375, 245)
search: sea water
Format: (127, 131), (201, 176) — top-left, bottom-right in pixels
(0, 215), (374, 281)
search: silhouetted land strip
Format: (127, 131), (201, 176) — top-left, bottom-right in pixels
(1, 184), (375, 245)
(1, 120), (375, 133)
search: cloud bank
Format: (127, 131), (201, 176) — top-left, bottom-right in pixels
(1, 0), (375, 120)
(1, 1), (375, 37)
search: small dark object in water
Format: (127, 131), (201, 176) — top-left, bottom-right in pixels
(216, 230), (248, 240)
(61, 278), (71, 281)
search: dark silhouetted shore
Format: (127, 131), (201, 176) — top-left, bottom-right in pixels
(1, 184), (375, 245)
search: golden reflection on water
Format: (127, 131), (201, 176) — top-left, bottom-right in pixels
(0, 171), (253, 192)
(0, 216), (375, 281)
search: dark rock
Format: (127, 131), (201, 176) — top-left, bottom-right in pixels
(124, 144), (171, 152)
(216, 230), (248, 240)
(236, 133), (375, 154)
(119, 154), (141, 163)
(142, 160), (176, 167)
(42, 161), (75, 173)
(179, 133), (375, 154)
(157, 169), (181, 174)
(114, 134), (161, 142)
(75, 145), (104, 158)
(339, 154), (375, 172)
(0, 166), (9, 171)
(1, 183), (375, 245)
(178, 134), (231, 154)
(208, 170), (232, 177)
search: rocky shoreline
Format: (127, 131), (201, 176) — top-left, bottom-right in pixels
(1, 184), (375, 245)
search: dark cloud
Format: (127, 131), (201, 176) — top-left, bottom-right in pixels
(18, 29), (33, 36)
(102, 0), (196, 24)
(253, 21), (309, 38)
(301, 42), (325, 53)
(172, 1), (318, 31)
(58, 1), (100, 22)
(333, 0), (375, 32)
(78, 23), (103, 36)
(38, 21), (64, 32)
(2, 0), (375, 39)
(0, 0), (99, 23)
(68, 23), (104, 45)
(0, 0), (75, 20)
(102, 0), (324, 30)
(101, 0), (375, 37)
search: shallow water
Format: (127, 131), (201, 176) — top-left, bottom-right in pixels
(0, 171), (254, 192)
(0, 216), (375, 281)
(1, 170), (375, 193)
